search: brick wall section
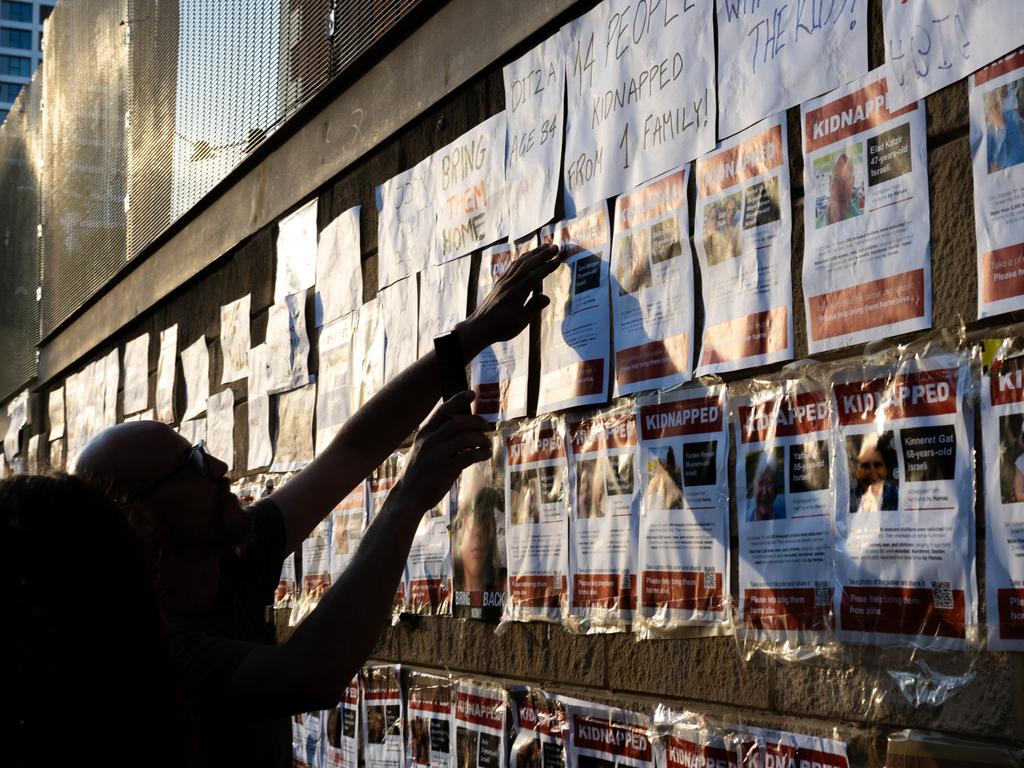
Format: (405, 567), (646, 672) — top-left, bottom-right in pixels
(7, 1), (1024, 763)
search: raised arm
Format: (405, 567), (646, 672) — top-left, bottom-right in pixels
(273, 243), (563, 555)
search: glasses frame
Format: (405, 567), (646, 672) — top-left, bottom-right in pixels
(122, 441), (211, 505)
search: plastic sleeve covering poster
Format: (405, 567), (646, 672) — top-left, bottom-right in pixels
(504, 33), (564, 240)
(407, 673), (453, 768)
(560, 0), (715, 215)
(316, 206), (362, 327)
(472, 241), (533, 421)
(734, 378), (834, 647)
(883, 0), (1024, 112)
(610, 168), (694, 397)
(324, 677), (360, 768)
(205, 389), (234, 471)
(362, 665), (405, 768)
(537, 205), (611, 414)
(329, 482), (367, 585)
(509, 688), (570, 768)
(733, 725), (850, 768)
(381, 276), (419, 386)
(694, 114), (793, 374)
(831, 347), (977, 649)
(971, 51), (1024, 318)
(406, 487), (453, 616)
(432, 112), (508, 263)
(503, 417), (571, 624)
(715, 0), (867, 139)
(316, 313), (355, 456)
(981, 345), (1024, 651)
(292, 709), (325, 768)
(635, 385), (730, 637)
(418, 255), (471, 368)
(568, 405), (640, 632)
(219, 295), (250, 384)
(801, 69), (931, 353)
(452, 681), (507, 768)
(653, 710), (740, 768)
(453, 432), (507, 620)
(247, 343), (273, 470)
(369, 452), (407, 613)
(568, 706), (653, 768)
(377, 155), (435, 290)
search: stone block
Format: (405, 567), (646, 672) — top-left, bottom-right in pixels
(928, 137), (977, 329)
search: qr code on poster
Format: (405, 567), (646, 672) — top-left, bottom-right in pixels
(702, 567), (716, 590)
(931, 581), (954, 610)
(814, 581), (830, 607)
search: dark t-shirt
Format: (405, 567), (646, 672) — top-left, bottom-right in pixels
(164, 498), (291, 768)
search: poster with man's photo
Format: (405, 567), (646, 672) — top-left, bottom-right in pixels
(324, 677), (361, 768)
(635, 385), (730, 637)
(452, 680), (508, 768)
(734, 377), (835, 650)
(407, 672), (453, 768)
(972, 50), (1024, 318)
(694, 114), (793, 375)
(362, 664), (405, 768)
(801, 69), (932, 353)
(453, 432), (507, 621)
(831, 345), (977, 650)
(406, 488), (454, 617)
(568, 405), (640, 633)
(610, 167), (694, 396)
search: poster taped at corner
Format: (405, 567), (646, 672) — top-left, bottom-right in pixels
(377, 156), (435, 290)
(509, 688), (573, 768)
(369, 452), (407, 616)
(407, 672), (453, 768)
(362, 664), (405, 768)
(801, 69), (931, 354)
(419, 255), (471, 367)
(567, 704), (653, 768)
(324, 677), (361, 768)
(452, 681), (508, 768)
(329, 482), (367, 585)
(406, 489), (454, 617)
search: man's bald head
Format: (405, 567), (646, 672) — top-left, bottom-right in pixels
(75, 421), (188, 500)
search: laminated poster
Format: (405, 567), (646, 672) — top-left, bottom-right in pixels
(406, 488), (454, 617)
(716, 0), (867, 139)
(292, 710), (325, 768)
(316, 206), (362, 327)
(561, 0), (715, 215)
(610, 167), (694, 396)
(734, 378), (835, 646)
(266, 292), (311, 395)
(275, 198), (318, 302)
(452, 681), (507, 768)
(324, 677), (360, 768)
(509, 688), (571, 768)
(351, 298), (386, 413)
(568, 405), (640, 632)
(635, 385), (730, 636)
(652, 709), (741, 768)
(504, 32), (564, 240)
(971, 50), (1024, 318)
(298, 516), (331, 621)
(407, 672), (453, 768)
(220, 294), (250, 384)
(123, 332), (150, 414)
(418, 255), (471, 362)
(831, 348), (977, 650)
(537, 205), (611, 414)
(271, 384), (316, 473)
(206, 389), (234, 471)
(316, 314), (355, 456)
(329, 482), (368, 585)
(369, 451), (408, 612)
(503, 417), (571, 624)
(156, 324), (178, 423)
(276, 551), (297, 606)
(732, 723), (850, 768)
(694, 114), (793, 375)
(381, 276), (419, 386)
(377, 156), (435, 290)
(181, 336), (209, 421)
(362, 664), (405, 768)
(801, 69), (931, 354)
(247, 343), (273, 470)
(568, 705), (653, 768)
(48, 387), (65, 441)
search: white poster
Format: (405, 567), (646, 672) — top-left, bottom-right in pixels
(452, 681), (508, 768)
(361, 664), (405, 768)
(652, 709), (743, 768)
(407, 490), (453, 617)
(537, 205), (611, 414)
(272, 384), (316, 473)
(504, 33), (564, 239)
(471, 241), (532, 421)
(716, 0), (867, 139)
(247, 343), (273, 470)
(884, 0), (1024, 111)
(206, 389), (234, 471)
(407, 673), (452, 768)
(266, 292), (311, 394)
(276, 552), (297, 607)
(316, 206), (363, 327)
(178, 417), (206, 446)
(568, 405), (640, 633)
(734, 378), (835, 648)
(731, 723), (850, 768)
(4, 390), (28, 460)
(220, 294), (251, 384)
(351, 298), (386, 412)
(418, 255), (471, 363)
(123, 333), (150, 415)
(831, 347), (976, 650)
(181, 336), (209, 421)
(635, 385), (730, 637)
(503, 417), (571, 624)
(329, 482), (368, 584)
(48, 387), (65, 441)
(380, 277), (419, 386)
(695, 114), (793, 374)
(610, 168), (694, 396)
(802, 69), (931, 354)
(568, 706), (653, 768)
(324, 678), (360, 768)
(101, 348), (119, 431)
(377, 156), (435, 290)
(316, 313), (355, 456)
(276, 198), (318, 302)
(971, 51), (1024, 318)
(297, 517), (332, 623)
(156, 324), (178, 423)
(432, 112), (508, 262)
(562, 0), (716, 214)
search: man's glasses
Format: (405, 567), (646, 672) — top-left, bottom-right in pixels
(122, 441), (213, 504)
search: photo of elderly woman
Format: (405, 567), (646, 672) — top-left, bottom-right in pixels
(744, 447), (786, 522)
(847, 431), (899, 514)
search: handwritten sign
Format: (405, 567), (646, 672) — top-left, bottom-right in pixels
(716, 0), (867, 139)
(504, 33), (564, 239)
(562, 0), (716, 214)
(431, 112), (508, 262)
(377, 156), (434, 290)
(418, 255), (471, 358)
(884, 0), (1024, 111)
(275, 198), (318, 302)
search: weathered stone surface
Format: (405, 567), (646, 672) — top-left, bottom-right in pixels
(929, 137), (977, 329)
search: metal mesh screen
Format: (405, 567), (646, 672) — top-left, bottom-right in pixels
(332, 0), (424, 76)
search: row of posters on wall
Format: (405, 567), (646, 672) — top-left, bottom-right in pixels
(266, 336), (1024, 655)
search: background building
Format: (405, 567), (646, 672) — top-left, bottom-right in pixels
(0, 1), (52, 124)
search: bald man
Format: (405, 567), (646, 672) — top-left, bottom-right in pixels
(817, 153), (861, 227)
(76, 244), (564, 768)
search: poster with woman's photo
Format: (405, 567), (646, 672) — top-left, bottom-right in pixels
(407, 672), (453, 768)
(694, 114), (793, 375)
(509, 687), (572, 768)
(981, 345), (1024, 651)
(325, 677), (360, 768)
(362, 664), (405, 768)
(567, 704), (653, 768)
(452, 680), (507, 768)
(567, 405), (640, 633)
(406, 489), (454, 616)
(453, 433), (507, 621)
(635, 385), (730, 637)
(503, 417), (571, 624)
(734, 379), (835, 648)
(972, 50), (1024, 318)
(831, 347), (976, 650)
(369, 452), (408, 617)
(610, 168), (694, 396)
(801, 69), (931, 353)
